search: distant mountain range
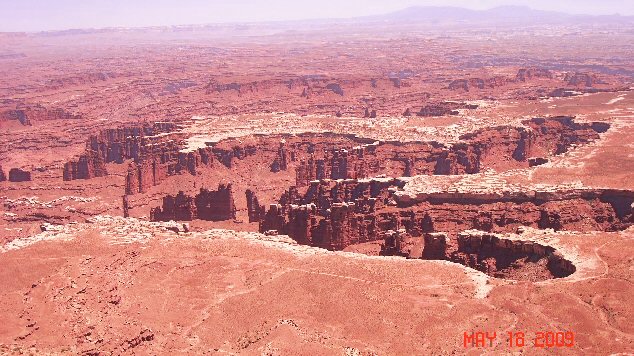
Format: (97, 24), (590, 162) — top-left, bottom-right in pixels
(365, 5), (634, 25)
(3, 5), (633, 35)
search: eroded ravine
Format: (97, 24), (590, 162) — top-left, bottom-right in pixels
(80, 116), (628, 282)
(5, 116), (625, 281)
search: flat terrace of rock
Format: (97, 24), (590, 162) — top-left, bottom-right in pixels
(0, 216), (631, 354)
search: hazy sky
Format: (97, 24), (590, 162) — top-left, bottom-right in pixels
(1, 0), (632, 32)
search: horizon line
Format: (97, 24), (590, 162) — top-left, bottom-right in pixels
(0, 4), (630, 35)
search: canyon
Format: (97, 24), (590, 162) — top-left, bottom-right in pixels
(0, 7), (633, 354)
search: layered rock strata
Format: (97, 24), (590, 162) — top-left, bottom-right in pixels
(259, 178), (634, 251)
(246, 189), (266, 223)
(63, 150), (108, 180)
(150, 184), (237, 222)
(381, 229), (576, 281)
(293, 117), (606, 185)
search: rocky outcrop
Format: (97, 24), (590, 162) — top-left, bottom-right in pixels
(448, 77), (510, 91)
(418, 105), (459, 117)
(515, 68), (553, 82)
(87, 122), (178, 164)
(325, 83), (344, 96)
(150, 184), (236, 222)
(291, 117), (604, 185)
(246, 189), (266, 223)
(64, 122), (179, 183)
(363, 108), (377, 118)
(452, 230), (575, 280)
(212, 145), (257, 168)
(124, 146), (217, 194)
(295, 141), (382, 186)
(270, 140), (289, 172)
(525, 116), (603, 155)
(0, 109), (31, 125)
(417, 102), (477, 117)
(150, 191), (197, 221)
(0, 105), (82, 125)
(565, 72), (600, 87)
(196, 184), (237, 221)
(205, 81), (243, 94)
(260, 178), (398, 250)
(125, 160), (163, 195)
(0, 165), (6, 181)
(8, 168), (31, 182)
(63, 150), (108, 180)
(528, 157), (548, 167)
(381, 229), (425, 259)
(261, 176), (634, 251)
(383, 229), (576, 281)
(69, 117), (607, 197)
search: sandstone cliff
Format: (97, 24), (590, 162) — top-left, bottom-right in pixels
(150, 184), (236, 222)
(63, 150), (108, 181)
(8, 168), (31, 182)
(260, 177), (634, 251)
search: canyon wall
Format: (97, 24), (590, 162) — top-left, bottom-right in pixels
(246, 189), (266, 223)
(260, 177), (634, 251)
(63, 150), (108, 181)
(8, 168), (31, 182)
(150, 184), (236, 222)
(125, 147), (215, 194)
(64, 122), (179, 182)
(381, 229), (575, 281)
(0, 105), (83, 126)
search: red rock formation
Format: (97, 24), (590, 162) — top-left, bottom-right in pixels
(150, 191), (197, 221)
(212, 145), (257, 168)
(565, 72), (598, 87)
(417, 102), (477, 117)
(422, 232), (449, 260)
(325, 83), (344, 96)
(151, 184), (236, 222)
(290, 117), (603, 185)
(363, 108), (377, 118)
(261, 176), (634, 251)
(384, 230), (576, 281)
(64, 117), (607, 198)
(195, 184), (237, 221)
(418, 105), (459, 117)
(515, 68), (553, 82)
(63, 122), (179, 183)
(450, 231), (576, 280)
(528, 157), (548, 167)
(122, 145), (215, 194)
(8, 168), (31, 182)
(0, 109), (31, 125)
(63, 150), (108, 181)
(260, 178), (397, 250)
(88, 122), (178, 164)
(380, 229), (425, 258)
(525, 116), (602, 155)
(246, 189), (266, 223)
(0, 105), (82, 126)
(448, 76), (510, 91)
(123, 195), (130, 218)
(270, 140), (289, 172)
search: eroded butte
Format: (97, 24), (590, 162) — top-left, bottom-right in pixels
(1, 9), (634, 355)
